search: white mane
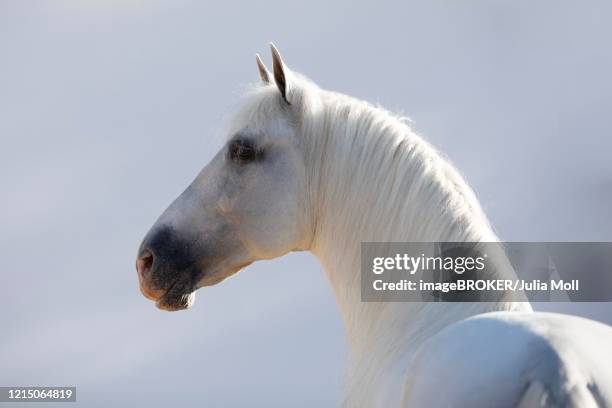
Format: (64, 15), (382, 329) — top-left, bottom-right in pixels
(233, 74), (531, 407)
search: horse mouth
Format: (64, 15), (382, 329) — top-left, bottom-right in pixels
(155, 280), (195, 311)
(140, 279), (195, 312)
(138, 262), (250, 311)
(156, 290), (195, 311)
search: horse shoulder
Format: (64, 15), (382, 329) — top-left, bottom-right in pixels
(400, 311), (612, 408)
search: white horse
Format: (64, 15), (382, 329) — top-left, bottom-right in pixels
(136, 45), (612, 407)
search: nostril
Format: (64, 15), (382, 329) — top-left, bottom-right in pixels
(136, 249), (154, 280)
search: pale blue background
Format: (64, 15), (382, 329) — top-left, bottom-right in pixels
(1, 1), (611, 406)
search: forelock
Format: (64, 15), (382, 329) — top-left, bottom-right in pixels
(223, 73), (322, 141)
(235, 85), (287, 130)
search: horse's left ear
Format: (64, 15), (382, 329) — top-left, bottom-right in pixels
(270, 43), (291, 105)
(255, 54), (271, 84)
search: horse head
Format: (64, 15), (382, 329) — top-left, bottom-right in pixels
(136, 45), (317, 311)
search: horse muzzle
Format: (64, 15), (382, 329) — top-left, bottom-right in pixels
(135, 226), (198, 311)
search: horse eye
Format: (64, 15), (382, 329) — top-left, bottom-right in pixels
(228, 139), (258, 164)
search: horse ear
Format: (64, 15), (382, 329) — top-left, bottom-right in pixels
(255, 54), (271, 84)
(270, 43), (291, 104)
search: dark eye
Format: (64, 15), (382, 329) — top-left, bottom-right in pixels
(228, 139), (258, 164)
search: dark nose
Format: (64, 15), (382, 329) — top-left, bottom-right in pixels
(136, 225), (187, 297)
(136, 248), (154, 282)
(136, 245), (166, 301)
(136, 226), (173, 281)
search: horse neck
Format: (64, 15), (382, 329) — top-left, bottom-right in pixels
(304, 94), (527, 358)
